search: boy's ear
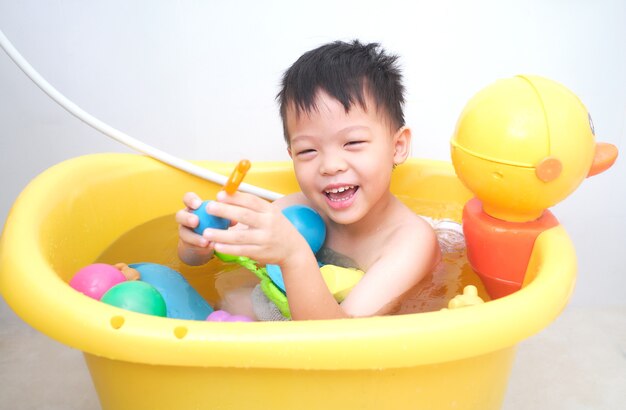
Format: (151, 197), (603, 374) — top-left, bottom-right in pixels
(393, 126), (412, 164)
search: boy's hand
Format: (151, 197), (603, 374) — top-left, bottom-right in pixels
(176, 192), (215, 265)
(200, 191), (309, 266)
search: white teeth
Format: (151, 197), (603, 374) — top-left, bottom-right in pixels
(325, 185), (354, 194)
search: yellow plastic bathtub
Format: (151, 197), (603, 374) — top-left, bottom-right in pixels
(0, 153), (576, 410)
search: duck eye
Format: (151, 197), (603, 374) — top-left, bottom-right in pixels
(588, 112), (595, 136)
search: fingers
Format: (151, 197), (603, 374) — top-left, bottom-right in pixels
(177, 235), (215, 266)
(212, 242), (262, 259)
(177, 191), (207, 248)
(202, 225), (265, 247)
(178, 191), (267, 229)
(205, 228), (269, 263)
(175, 208), (199, 229)
(178, 223), (209, 247)
(216, 190), (271, 210)
(183, 192), (203, 210)
(177, 192), (205, 229)
(207, 191), (272, 227)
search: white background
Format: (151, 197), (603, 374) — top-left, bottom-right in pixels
(1, 0), (624, 307)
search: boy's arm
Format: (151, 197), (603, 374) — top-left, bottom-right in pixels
(281, 248), (351, 320)
(258, 192), (353, 319)
(340, 221), (440, 317)
(283, 219), (439, 319)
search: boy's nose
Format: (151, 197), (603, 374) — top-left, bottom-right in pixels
(319, 153), (347, 176)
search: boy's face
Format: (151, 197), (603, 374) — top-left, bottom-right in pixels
(286, 90), (410, 225)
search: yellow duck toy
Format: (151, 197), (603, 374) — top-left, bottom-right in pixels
(451, 75), (618, 298)
(447, 285), (485, 309)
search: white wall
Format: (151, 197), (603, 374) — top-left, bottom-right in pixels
(1, 0), (624, 306)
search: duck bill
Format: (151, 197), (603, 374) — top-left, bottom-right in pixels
(587, 142), (618, 177)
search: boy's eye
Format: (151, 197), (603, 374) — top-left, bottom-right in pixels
(345, 141), (365, 148)
(296, 149), (316, 156)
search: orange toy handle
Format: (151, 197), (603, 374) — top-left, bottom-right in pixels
(224, 159), (251, 194)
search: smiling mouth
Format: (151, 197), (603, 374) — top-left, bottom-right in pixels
(324, 185), (359, 202)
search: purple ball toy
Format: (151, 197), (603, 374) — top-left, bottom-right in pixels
(206, 310), (253, 322)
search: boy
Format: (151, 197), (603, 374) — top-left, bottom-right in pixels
(176, 40), (440, 320)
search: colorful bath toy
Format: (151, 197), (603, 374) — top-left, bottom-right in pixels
(114, 263), (141, 281)
(101, 281), (167, 317)
(192, 200), (230, 233)
(130, 262), (213, 320)
(69, 263), (126, 300)
(223, 159), (251, 195)
(206, 310), (253, 322)
(266, 205), (326, 292)
(215, 252), (291, 317)
(192, 160), (252, 234)
(447, 285), (485, 309)
(265, 264), (286, 293)
(282, 205), (326, 253)
(319, 265), (365, 302)
(451, 75), (618, 298)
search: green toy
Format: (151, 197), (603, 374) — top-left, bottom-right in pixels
(215, 252), (292, 318)
(215, 252), (365, 320)
(101, 281), (167, 317)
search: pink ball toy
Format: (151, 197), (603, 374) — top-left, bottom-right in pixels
(206, 310), (253, 322)
(69, 263), (126, 300)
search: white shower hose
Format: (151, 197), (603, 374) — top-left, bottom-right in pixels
(0, 28), (283, 201)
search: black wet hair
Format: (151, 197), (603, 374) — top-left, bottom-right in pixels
(277, 40), (406, 142)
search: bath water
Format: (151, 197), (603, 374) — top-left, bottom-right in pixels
(97, 201), (489, 316)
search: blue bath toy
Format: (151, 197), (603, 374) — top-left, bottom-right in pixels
(266, 264), (286, 293)
(282, 205), (326, 253)
(266, 205), (327, 292)
(192, 200), (230, 234)
(129, 263), (213, 320)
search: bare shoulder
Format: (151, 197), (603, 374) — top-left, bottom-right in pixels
(396, 200), (436, 233)
(385, 202), (440, 260)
